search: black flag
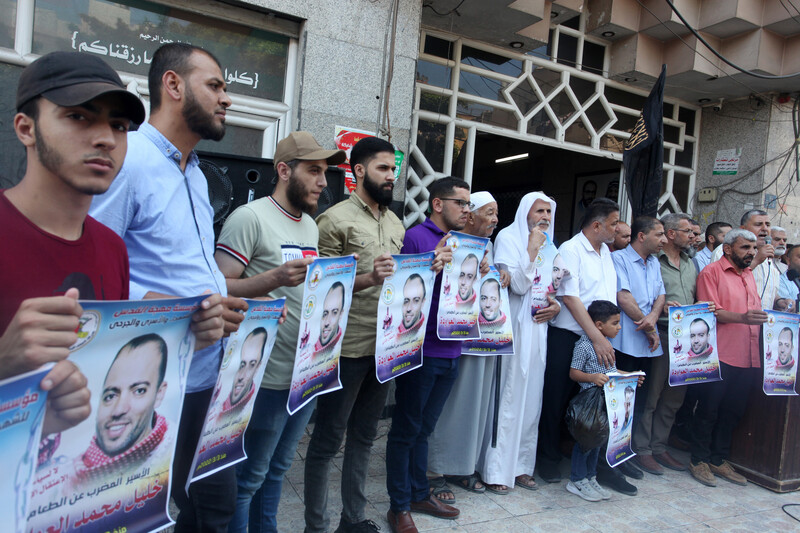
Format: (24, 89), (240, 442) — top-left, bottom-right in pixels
(623, 64), (666, 218)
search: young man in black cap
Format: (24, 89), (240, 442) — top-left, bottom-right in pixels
(0, 51), (144, 437)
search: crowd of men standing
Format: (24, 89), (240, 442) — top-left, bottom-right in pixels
(1, 43), (791, 533)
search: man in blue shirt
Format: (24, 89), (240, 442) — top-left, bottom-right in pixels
(91, 43), (247, 532)
(605, 216), (666, 484)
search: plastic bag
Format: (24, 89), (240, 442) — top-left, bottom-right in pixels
(565, 386), (609, 452)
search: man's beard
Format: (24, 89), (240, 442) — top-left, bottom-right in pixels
(183, 85), (225, 141)
(287, 173), (317, 215)
(685, 246), (697, 258)
(363, 169), (393, 207)
(730, 252), (753, 270)
(35, 124), (108, 195)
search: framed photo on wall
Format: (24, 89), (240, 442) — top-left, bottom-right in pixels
(571, 170), (621, 235)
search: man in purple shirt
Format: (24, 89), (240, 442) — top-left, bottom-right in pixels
(385, 177), (470, 533)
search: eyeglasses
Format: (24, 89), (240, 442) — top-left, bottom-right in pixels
(440, 198), (470, 208)
(675, 228), (693, 234)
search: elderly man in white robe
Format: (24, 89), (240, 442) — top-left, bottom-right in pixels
(427, 191), (510, 502)
(477, 192), (561, 494)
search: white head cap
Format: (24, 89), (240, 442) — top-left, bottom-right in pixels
(470, 191), (496, 212)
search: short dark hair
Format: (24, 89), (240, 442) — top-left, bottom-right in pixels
(429, 176), (470, 201)
(706, 221), (732, 244)
(588, 300), (620, 323)
(350, 137), (395, 175)
(581, 198), (619, 229)
(244, 327), (268, 365)
(780, 327), (793, 342)
(481, 277), (501, 296)
(404, 273), (426, 299)
(110, 333), (168, 387)
(740, 209), (768, 227)
(326, 281), (345, 309)
(631, 216), (662, 239)
(17, 96), (40, 121)
(148, 43), (222, 111)
(690, 318), (709, 334)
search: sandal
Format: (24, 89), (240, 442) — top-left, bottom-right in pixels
(428, 476), (456, 504)
(445, 473), (486, 494)
(484, 483), (510, 495)
(515, 474), (538, 491)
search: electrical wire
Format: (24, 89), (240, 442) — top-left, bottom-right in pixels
(665, 0), (800, 80)
(777, 0), (800, 28)
(783, 503), (800, 523)
(423, 0), (466, 17)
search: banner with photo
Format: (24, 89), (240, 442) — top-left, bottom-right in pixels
(762, 310), (799, 396)
(463, 266), (514, 356)
(437, 231), (489, 340)
(374, 252), (436, 382)
(667, 303), (721, 386)
(189, 298), (285, 484)
(288, 256), (357, 414)
(603, 372), (644, 468)
(26, 297), (201, 533)
(1, 366), (51, 533)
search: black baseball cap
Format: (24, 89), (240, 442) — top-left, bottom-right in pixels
(17, 51), (146, 124)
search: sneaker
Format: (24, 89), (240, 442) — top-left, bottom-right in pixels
(334, 518), (382, 532)
(566, 479), (602, 502)
(587, 476), (612, 500)
(688, 462), (717, 487)
(709, 461), (747, 486)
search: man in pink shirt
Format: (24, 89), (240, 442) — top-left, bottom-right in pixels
(691, 228), (767, 487)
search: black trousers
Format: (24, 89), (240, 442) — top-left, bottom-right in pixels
(537, 326), (580, 467)
(689, 362), (757, 466)
(171, 387), (238, 533)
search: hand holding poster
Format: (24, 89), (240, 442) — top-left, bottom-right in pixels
(667, 303), (721, 386)
(463, 266), (514, 356)
(26, 297), (201, 533)
(1, 366), (51, 533)
(189, 298), (285, 483)
(288, 256), (357, 414)
(374, 252), (436, 382)
(762, 310), (799, 396)
(437, 231), (489, 340)
(603, 372), (645, 467)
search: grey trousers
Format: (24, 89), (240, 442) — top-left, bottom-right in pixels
(633, 334), (687, 456)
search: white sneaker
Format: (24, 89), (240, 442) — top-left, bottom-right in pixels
(566, 478), (602, 502)
(587, 476), (612, 499)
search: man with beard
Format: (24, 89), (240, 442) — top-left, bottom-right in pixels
(90, 43), (236, 532)
(538, 198), (622, 490)
(691, 229), (767, 487)
(2, 51), (143, 445)
(611, 222), (631, 252)
(776, 327), (795, 370)
(313, 282), (345, 362)
(771, 226), (788, 274)
(386, 177), (474, 533)
(478, 192), (561, 494)
(633, 213), (698, 475)
(221, 328), (267, 418)
(688, 319), (712, 358)
(303, 136), (406, 533)
(693, 222), (731, 272)
(215, 131), (345, 533)
(711, 210), (780, 310)
(456, 254), (479, 306)
(399, 274), (427, 336)
(777, 244), (800, 309)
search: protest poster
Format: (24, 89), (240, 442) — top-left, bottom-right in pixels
(603, 372), (644, 468)
(374, 252), (436, 382)
(1, 366), (51, 533)
(437, 231), (489, 340)
(26, 297), (201, 533)
(463, 266), (514, 356)
(334, 126), (405, 193)
(762, 310), (799, 396)
(667, 303), (721, 386)
(189, 298), (285, 484)
(288, 256), (357, 414)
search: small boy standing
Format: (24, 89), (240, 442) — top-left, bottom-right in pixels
(567, 300), (642, 502)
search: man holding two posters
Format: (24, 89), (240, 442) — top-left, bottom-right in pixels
(386, 177), (476, 533)
(215, 131), (345, 532)
(692, 228), (767, 487)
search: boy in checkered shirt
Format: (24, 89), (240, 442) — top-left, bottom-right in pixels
(567, 300), (644, 502)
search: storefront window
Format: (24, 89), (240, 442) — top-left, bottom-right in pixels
(0, 0), (16, 49)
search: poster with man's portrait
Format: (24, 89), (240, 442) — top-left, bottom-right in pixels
(26, 297), (202, 533)
(604, 372), (644, 468)
(667, 303), (721, 386)
(762, 310), (799, 396)
(288, 256), (357, 414)
(189, 298), (285, 484)
(572, 172), (620, 235)
(374, 252), (436, 383)
(436, 231), (489, 340)
(463, 266), (514, 356)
